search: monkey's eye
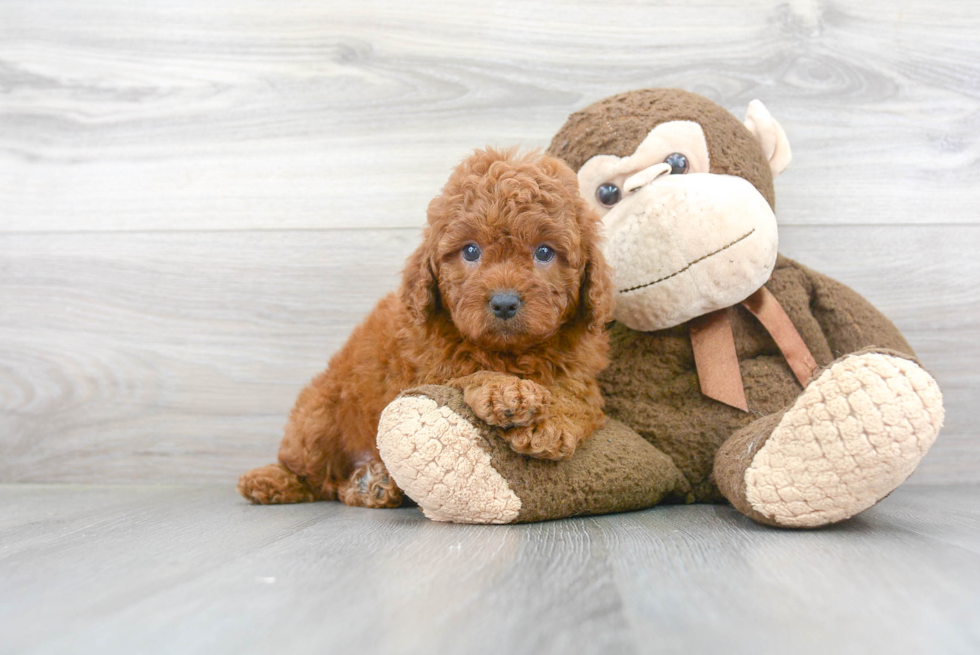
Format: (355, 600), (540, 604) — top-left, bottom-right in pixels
(596, 183), (622, 207)
(665, 153), (689, 175)
(461, 243), (481, 262)
(533, 245), (556, 264)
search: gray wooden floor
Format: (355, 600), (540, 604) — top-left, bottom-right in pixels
(1, 484), (978, 655)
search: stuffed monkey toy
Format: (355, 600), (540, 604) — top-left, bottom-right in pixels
(376, 88), (944, 527)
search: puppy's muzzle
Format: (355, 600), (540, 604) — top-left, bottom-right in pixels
(489, 291), (521, 320)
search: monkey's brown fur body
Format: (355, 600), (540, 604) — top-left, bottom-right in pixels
(238, 148), (612, 507)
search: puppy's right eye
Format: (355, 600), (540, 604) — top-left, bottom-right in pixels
(596, 183), (622, 208)
(461, 243), (481, 262)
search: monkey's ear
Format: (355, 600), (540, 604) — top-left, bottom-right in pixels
(744, 100), (792, 179)
(400, 232), (440, 325)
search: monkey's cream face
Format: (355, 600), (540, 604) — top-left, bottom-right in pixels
(577, 121), (778, 331)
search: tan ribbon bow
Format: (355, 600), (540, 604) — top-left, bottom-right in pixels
(689, 286), (819, 412)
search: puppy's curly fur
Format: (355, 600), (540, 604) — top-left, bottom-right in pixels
(239, 148), (613, 507)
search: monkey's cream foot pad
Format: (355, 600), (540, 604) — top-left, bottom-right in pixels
(744, 352), (945, 528)
(377, 391), (522, 524)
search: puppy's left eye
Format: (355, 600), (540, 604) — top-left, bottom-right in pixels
(533, 245), (556, 264)
(461, 243), (481, 262)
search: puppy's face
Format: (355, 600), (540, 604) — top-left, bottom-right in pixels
(436, 203), (581, 351)
(402, 149), (612, 351)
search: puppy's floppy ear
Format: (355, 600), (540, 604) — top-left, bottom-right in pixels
(400, 234), (440, 325)
(545, 153), (614, 334)
(400, 197), (444, 324)
(578, 204), (614, 334)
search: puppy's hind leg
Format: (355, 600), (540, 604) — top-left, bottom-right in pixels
(238, 463), (318, 505)
(337, 457), (404, 509)
(260, 374), (347, 503)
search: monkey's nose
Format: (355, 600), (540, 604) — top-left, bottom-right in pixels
(489, 292), (522, 320)
(624, 162), (672, 194)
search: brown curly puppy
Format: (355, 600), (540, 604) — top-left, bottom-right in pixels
(238, 148), (613, 508)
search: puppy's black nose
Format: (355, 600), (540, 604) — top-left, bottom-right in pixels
(489, 292), (521, 320)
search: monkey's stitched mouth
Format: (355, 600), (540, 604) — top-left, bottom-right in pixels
(618, 228), (757, 294)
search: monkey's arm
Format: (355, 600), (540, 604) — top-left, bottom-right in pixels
(801, 262), (915, 359)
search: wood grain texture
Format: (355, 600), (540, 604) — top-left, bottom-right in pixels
(0, 0), (977, 484)
(1, 483), (978, 654)
(1, 0), (978, 231)
(0, 225), (976, 484)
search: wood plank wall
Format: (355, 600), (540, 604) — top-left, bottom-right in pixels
(1, 0), (977, 484)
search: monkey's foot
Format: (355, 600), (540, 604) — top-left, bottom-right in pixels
(716, 350), (944, 528)
(337, 461), (404, 509)
(377, 389), (522, 523)
(377, 385), (688, 524)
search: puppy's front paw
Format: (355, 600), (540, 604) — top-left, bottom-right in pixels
(504, 419), (579, 461)
(463, 376), (552, 428)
